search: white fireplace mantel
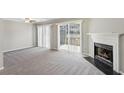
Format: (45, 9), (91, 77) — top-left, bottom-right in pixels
(87, 32), (124, 37)
(87, 32), (124, 73)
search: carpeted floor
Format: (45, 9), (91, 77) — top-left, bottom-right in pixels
(0, 47), (104, 75)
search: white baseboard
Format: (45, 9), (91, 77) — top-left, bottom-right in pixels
(0, 66), (4, 70)
(1, 46), (34, 53)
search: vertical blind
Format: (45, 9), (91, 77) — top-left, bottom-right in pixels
(37, 25), (50, 48)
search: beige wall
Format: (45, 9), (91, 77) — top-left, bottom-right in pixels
(0, 52), (3, 69)
(50, 24), (58, 50)
(0, 20), (4, 51)
(89, 18), (124, 33)
(81, 19), (89, 55)
(0, 20), (34, 52)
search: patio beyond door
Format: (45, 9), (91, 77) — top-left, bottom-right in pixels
(59, 22), (81, 53)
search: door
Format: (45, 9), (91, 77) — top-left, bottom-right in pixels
(68, 23), (80, 52)
(59, 22), (81, 53)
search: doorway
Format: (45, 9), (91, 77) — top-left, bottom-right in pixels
(59, 21), (81, 53)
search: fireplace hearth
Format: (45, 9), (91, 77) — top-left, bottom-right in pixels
(94, 43), (113, 67)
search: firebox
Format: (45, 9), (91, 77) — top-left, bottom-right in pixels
(94, 43), (113, 67)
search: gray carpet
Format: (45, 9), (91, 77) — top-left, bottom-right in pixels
(0, 47), (104, 75)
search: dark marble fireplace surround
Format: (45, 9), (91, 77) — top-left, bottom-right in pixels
(84, 43), (120, 75)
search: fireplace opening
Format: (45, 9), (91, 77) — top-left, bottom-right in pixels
(94, 43), (113, 67)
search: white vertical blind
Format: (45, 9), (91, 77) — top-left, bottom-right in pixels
(38, 25), (43, 47)
(37, 25), (50, 48)
(45, 25), (50, 48)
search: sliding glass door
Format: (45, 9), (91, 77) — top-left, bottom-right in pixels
(59, 22), (81, 53)
(59, 24), (69, 50)
(68, 23), (80, 52)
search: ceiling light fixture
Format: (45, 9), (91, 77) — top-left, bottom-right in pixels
(24, 18), (36, 23)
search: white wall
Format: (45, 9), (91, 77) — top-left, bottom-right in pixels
(88, 18), (124, 73)
(0, 20), (34, 52)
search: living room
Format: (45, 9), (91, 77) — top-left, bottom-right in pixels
(0, 0), (124, 93)
(0, 18), (124, 75)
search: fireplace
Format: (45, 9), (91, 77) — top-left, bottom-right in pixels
(94, 43), (113, 67)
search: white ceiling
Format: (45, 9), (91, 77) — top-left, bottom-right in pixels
(1, 18), (57, 23)
(0, 18), (83, 25)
